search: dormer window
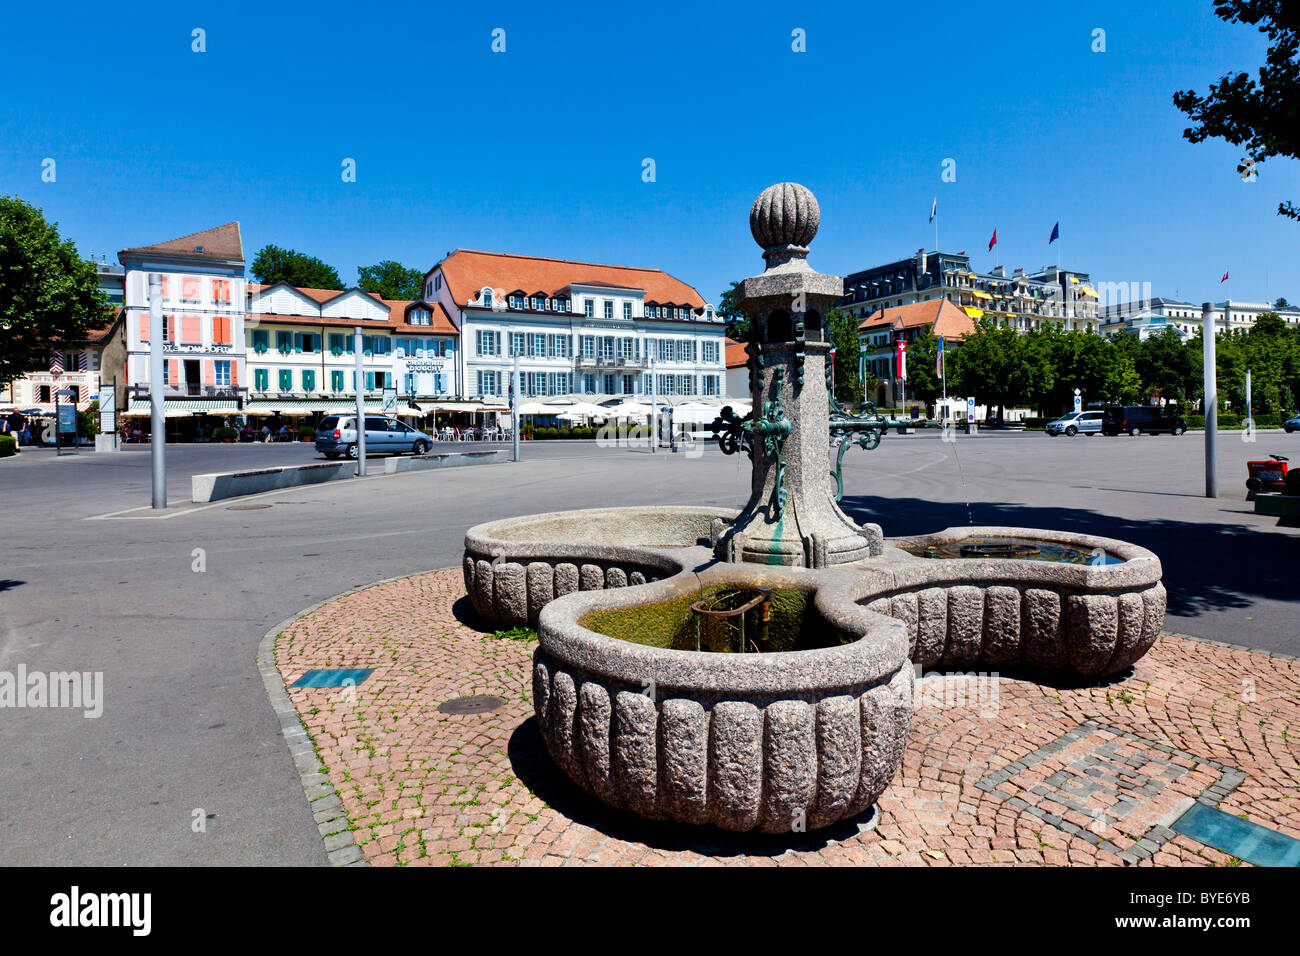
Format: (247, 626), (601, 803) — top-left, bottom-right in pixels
(480, 287), (494, 307)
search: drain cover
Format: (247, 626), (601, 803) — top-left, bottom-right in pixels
(439, 695), (506, 715)
(227, 503), (272, 511)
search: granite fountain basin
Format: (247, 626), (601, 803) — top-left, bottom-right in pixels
(873, 526), (1166, 677)
(532, 565), (913, 833)
(464, 506), (737, 627)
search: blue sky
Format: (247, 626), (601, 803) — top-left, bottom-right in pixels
(1, 0), (1294, 308)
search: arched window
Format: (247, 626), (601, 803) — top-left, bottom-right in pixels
(767, 309), (792, 342)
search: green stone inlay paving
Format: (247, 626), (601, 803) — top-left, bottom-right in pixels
(1172, 802), (1300, 867)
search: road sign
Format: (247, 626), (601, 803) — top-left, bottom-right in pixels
(966, 397), (975, 422)
(1073, 388), (1082, 413)
(381, 387), (398, 419)
(98, 384), (116, 434)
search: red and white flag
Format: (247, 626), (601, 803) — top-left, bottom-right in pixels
(896, 340), (907, 383)
(1220, 269), (1229, 283)
(988, 229), (998, 252)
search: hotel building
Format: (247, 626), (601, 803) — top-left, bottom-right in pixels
(420, 249), (727, 402)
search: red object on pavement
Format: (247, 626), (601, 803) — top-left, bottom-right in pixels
(1246, 456), (1288, 494)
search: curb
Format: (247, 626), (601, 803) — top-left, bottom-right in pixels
(1160, 628), (1300, 663)
(255, 568), (442, 868)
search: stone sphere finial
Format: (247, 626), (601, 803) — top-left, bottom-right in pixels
(750, 182), (820, 251)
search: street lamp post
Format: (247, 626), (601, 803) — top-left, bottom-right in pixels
(149, 274), (166, 508)
(1201, 301), (1217, 498)
(354, 326), (366, 476)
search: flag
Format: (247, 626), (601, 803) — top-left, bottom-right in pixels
(897, 340), (907, 383)
(1220, 270), (1229, 283)
(1049, 222), (1059, 244)
(50, 353), (64, 374)
(936, 336), (945, 378)
(929, 198), (937, 223)
(988, 229), (997, 252)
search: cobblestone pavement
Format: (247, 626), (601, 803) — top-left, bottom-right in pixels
(276, 569), (1300, 866)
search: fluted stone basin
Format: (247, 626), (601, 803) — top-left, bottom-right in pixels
(532, 565), (913, 833)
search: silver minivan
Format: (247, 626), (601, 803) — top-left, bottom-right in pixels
(315, 415), (431, 459)
(1045, 410), (1104, 437)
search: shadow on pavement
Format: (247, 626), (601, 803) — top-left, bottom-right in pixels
(507, 716), (876, 858)
(840, 494), (1298, 619)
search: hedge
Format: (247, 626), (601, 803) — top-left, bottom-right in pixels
(0, 435), (16, 457)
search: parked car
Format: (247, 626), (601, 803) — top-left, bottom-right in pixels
(314, 415), (431, 459)
(1100, 405), (1187, 436)
(1045, 410), (1104, 437)
(1285, 413), (1300, 434)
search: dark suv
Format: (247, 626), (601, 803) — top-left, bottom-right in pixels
(1101, 405), (1187, 436)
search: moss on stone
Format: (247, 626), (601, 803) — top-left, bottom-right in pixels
(579, 585), (844, 653)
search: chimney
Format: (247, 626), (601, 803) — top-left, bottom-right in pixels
(916, 248), (928, 279)
(991, 265), (1005, 277)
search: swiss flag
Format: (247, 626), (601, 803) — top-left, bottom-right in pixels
(1220, 269), (1229, 283)
(988, 229), (998, 251)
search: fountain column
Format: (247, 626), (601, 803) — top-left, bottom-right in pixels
(715, 183), (884, 568)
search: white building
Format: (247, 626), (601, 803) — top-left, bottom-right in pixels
(243, 283), (458, 419)
(1100, 297), (1300, 338)
(420, 249), (726, 402)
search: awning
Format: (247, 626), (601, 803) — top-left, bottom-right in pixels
(969, 290), (992, 300)
(963, 307), (985, 319)
(245, 399), (422, 416)
(418, 401), (503, 413)
(1078, 287), (1098, 298)
(123, 399), (242, 419)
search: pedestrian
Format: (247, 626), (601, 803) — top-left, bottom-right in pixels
(261, 424), (271, 443)
(20, 422), (31, 446)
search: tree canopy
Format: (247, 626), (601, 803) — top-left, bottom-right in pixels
(0, 195), (111, 387)
(717, 282), (749, 340)
(357, 260), (424, 301)
(1172, 0), (1300, 220)
(826, 307), (862, 404)
(250, 244), (345, 290)
(944, 316), (1300, 421)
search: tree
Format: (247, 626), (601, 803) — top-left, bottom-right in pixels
(1172, 1), (1300, 221)
(357, 260), (423, 300)
(717, 282), (749, 340)
(949, 321), (1051, 423)
(1136, 326), (1196, 404)
(250, 244), (344, 290)
(1275, 297), (1290, 308)
(0, 195), (110, 387)
(825, 307), (862, 404)
(902, 327), (941, 407)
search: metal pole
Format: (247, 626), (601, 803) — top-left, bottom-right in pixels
(512, 354), (520, 462)
(649, 355), (657, 453)
(149, 274), (166, 508)
(354, 326), (366, 476)
(1202, 301), (1217, 498)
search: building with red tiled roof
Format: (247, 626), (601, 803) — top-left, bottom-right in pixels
(858, 297), (975, 412)
(420, 249), (725, 402)
(99, 222), (251, 432)
(243, 283), (461, 415)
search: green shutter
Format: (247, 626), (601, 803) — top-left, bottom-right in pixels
(303, 369), (315, 391)
(293, 332), (302, 353)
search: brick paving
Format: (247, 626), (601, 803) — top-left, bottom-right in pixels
(275, 568), (1300, 866)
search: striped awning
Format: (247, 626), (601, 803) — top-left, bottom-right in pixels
(123, 399), (242, 418)
(245, 399), (422, 416)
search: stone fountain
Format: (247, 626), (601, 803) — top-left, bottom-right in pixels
(463, 183), (1166, 834)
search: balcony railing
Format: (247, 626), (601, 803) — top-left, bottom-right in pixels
(575, 356), (646, 369)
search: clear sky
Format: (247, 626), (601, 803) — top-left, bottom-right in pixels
(1, 0), (1294, 309)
